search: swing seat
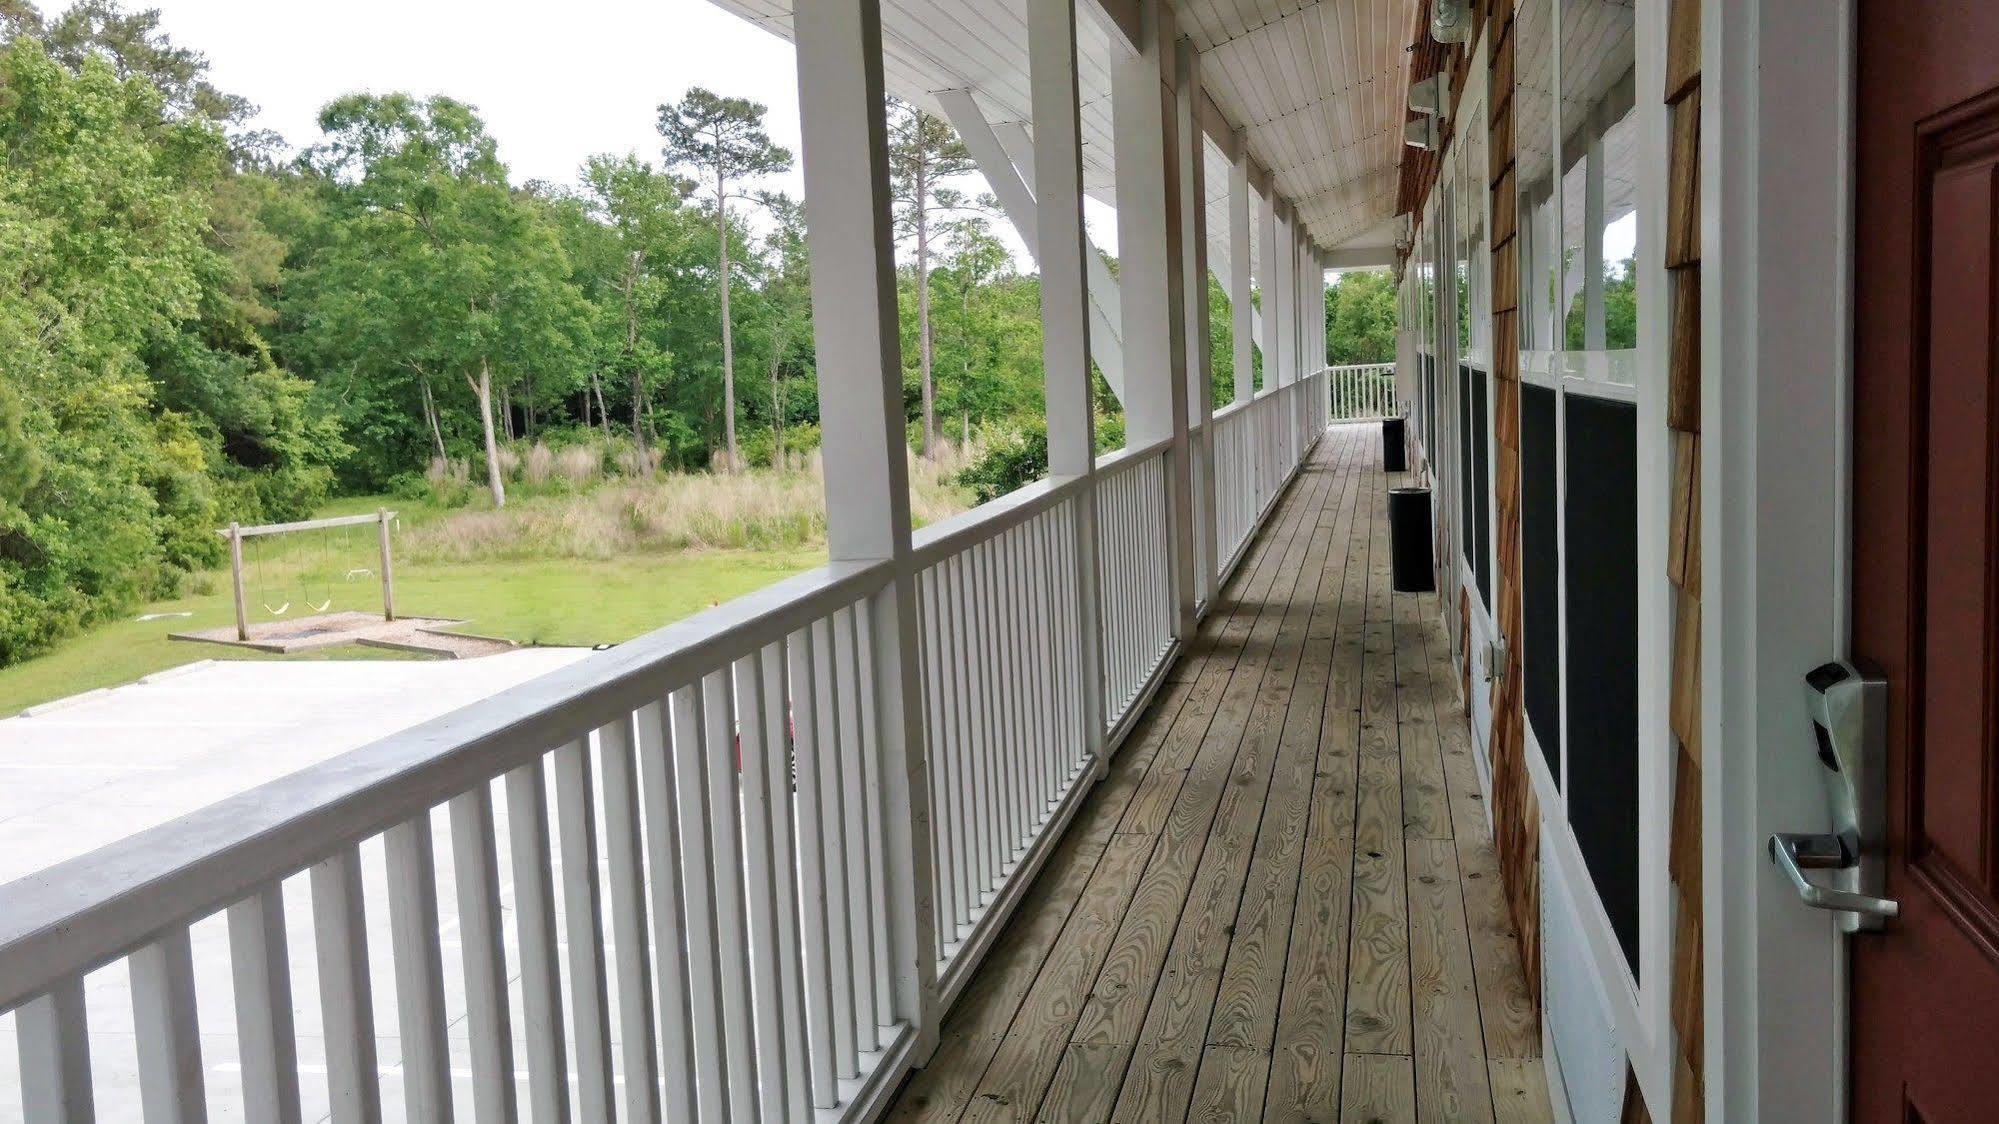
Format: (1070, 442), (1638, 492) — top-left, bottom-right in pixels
(262, 601), (291, 616)
(307, 599), (334, 613)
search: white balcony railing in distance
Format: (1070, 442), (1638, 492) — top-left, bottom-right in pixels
(1327, 362), (1397, 422)
(0, 369), (1330, 1124)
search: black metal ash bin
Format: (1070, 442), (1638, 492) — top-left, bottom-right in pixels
(1388, 485), (1434, 592)
(1382, 415), (1407, 472)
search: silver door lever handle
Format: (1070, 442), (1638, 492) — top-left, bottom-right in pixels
(1768, 832), (1899, 919)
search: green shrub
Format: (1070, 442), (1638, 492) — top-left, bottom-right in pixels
(952, 415), (1127, 505)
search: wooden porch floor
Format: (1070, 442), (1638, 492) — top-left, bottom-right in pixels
(887, 424), (1552, 1123)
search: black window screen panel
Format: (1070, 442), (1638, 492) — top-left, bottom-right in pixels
(1562, 393), (1639, 975)
(1471, 367), (1491, 604)
(1458, 365), (1474, 572)
(1522, 383), (1560, 780)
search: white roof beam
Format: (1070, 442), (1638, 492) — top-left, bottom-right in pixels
(936, 89), (1129, 403)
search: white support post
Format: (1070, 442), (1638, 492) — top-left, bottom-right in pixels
(1313, 250), (1326, 373)
(1228, 131), (1254, 403)
(1028, 0), (1107, 774)
(1174, 38), (1219, 612)
(1258, 174), (1279, 389)
(1274, 201), (1295, 386)
(1112, 0), (1197, 640)
(791, 0), (939, 1058)
(1584, 115), (1607, 350)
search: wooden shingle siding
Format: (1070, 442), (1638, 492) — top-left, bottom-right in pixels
(1664, 0), (1701, 105)
(1668, 432), (1698, 590)
(1669, 269), (1701, 430)
(1663, 0), (1704, 1111)
(1481, 0), (1544, 1035)
(1666, 89), (1703, 269)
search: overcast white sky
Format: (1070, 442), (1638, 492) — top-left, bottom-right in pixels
(95, 0), (1080, 259)
(115, 0), (807, 193)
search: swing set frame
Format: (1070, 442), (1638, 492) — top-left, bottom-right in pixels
(220, 508), (396, 642)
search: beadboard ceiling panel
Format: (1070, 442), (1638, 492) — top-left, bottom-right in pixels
(709, 0), (1414, 263)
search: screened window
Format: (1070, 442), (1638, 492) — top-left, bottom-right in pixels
(1562, 393), (1639, 972)
(1521, 383), (1560, 774)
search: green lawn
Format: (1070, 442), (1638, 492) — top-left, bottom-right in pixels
(0, 544), (826, 719)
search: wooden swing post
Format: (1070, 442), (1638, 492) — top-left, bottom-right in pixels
(377, 507), (395, 622)
(212, 510), (398, 629)
(227, 522), (248, 641)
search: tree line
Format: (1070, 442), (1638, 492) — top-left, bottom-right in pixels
(0, 1), (1394, 669)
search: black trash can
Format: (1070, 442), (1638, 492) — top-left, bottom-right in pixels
(1388, 486), (1435, 592)
(1382, 415), (1407, 472)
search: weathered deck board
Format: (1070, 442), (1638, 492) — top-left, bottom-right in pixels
(885, 426), (1551, 1123)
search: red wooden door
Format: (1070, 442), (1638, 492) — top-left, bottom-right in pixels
(1852, 3), (1999, 1119)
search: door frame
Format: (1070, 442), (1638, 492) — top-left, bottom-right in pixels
(1703, 0), (1858, 1119)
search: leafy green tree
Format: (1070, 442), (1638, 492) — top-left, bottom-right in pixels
(923, 218), (1042, 432)
(887, 99), (981, 456)
(1562, 253), (1637, 351)
(659, 88), (792, 471)
(757, 193), (815, 469)
(578, 154), (695, 466)
(1323, 268), (1398, 364)
(0, 39), (224, 659)
(302, 93), (590, 505)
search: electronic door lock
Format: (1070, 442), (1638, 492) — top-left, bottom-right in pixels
(1766, 660), (1896, 932)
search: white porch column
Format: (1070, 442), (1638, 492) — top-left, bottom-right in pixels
(792, 0), (939, 1062)
(1028, 0), (1107, 769)
(1228, 132), (1254, 402)
(1258, 175), (1279, 389)
(1313, 250), (1326, 372)
(1273, 201), (1295, 385)
(1583, 117), (1607, 350)
(1113, 0), (1197, 639)
(1174, 37), (1219, 611)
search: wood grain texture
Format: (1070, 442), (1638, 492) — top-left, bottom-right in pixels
(1669, 591), (1700, 753)
(1266, 451), (1374, 1119)
(1668, 270), (1701, 431)
(1663, 0), (1703, 1107)
(1407, 837), (1495, 1122)
(1666, 88), (1702, 269)
(1490, 1058), (1556, 1124)
(1668, 432), (1697, 589)
(1669, 743), (1702, 899)
(884, 428), (1552, 1123)
(1340, 1054), (1417, 1124)
(1345, 481), (1412, 1056)
(1664, 0), (1701, 104)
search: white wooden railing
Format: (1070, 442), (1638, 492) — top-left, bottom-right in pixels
(0, 370), (1329, 1124)
(910, 474), (1091, 990)
(1327, 362), (1397, 422)
(1210, 370), (1331, 580)
(1094, 439), (1175, 731)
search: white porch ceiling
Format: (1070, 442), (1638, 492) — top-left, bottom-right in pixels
(709, 0), (1415, 276)
(1174, 0), (1414, 250)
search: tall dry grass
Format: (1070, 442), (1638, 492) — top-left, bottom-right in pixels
(400, 450), (973, 564)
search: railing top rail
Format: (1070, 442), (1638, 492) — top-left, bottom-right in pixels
(1211, 398), (1252, 424)
(909, 472), (1085, 569)
(1093, 434), (1173, 475)
(1326, 362), (1395, 373)
(0, 555), (895, 1012)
